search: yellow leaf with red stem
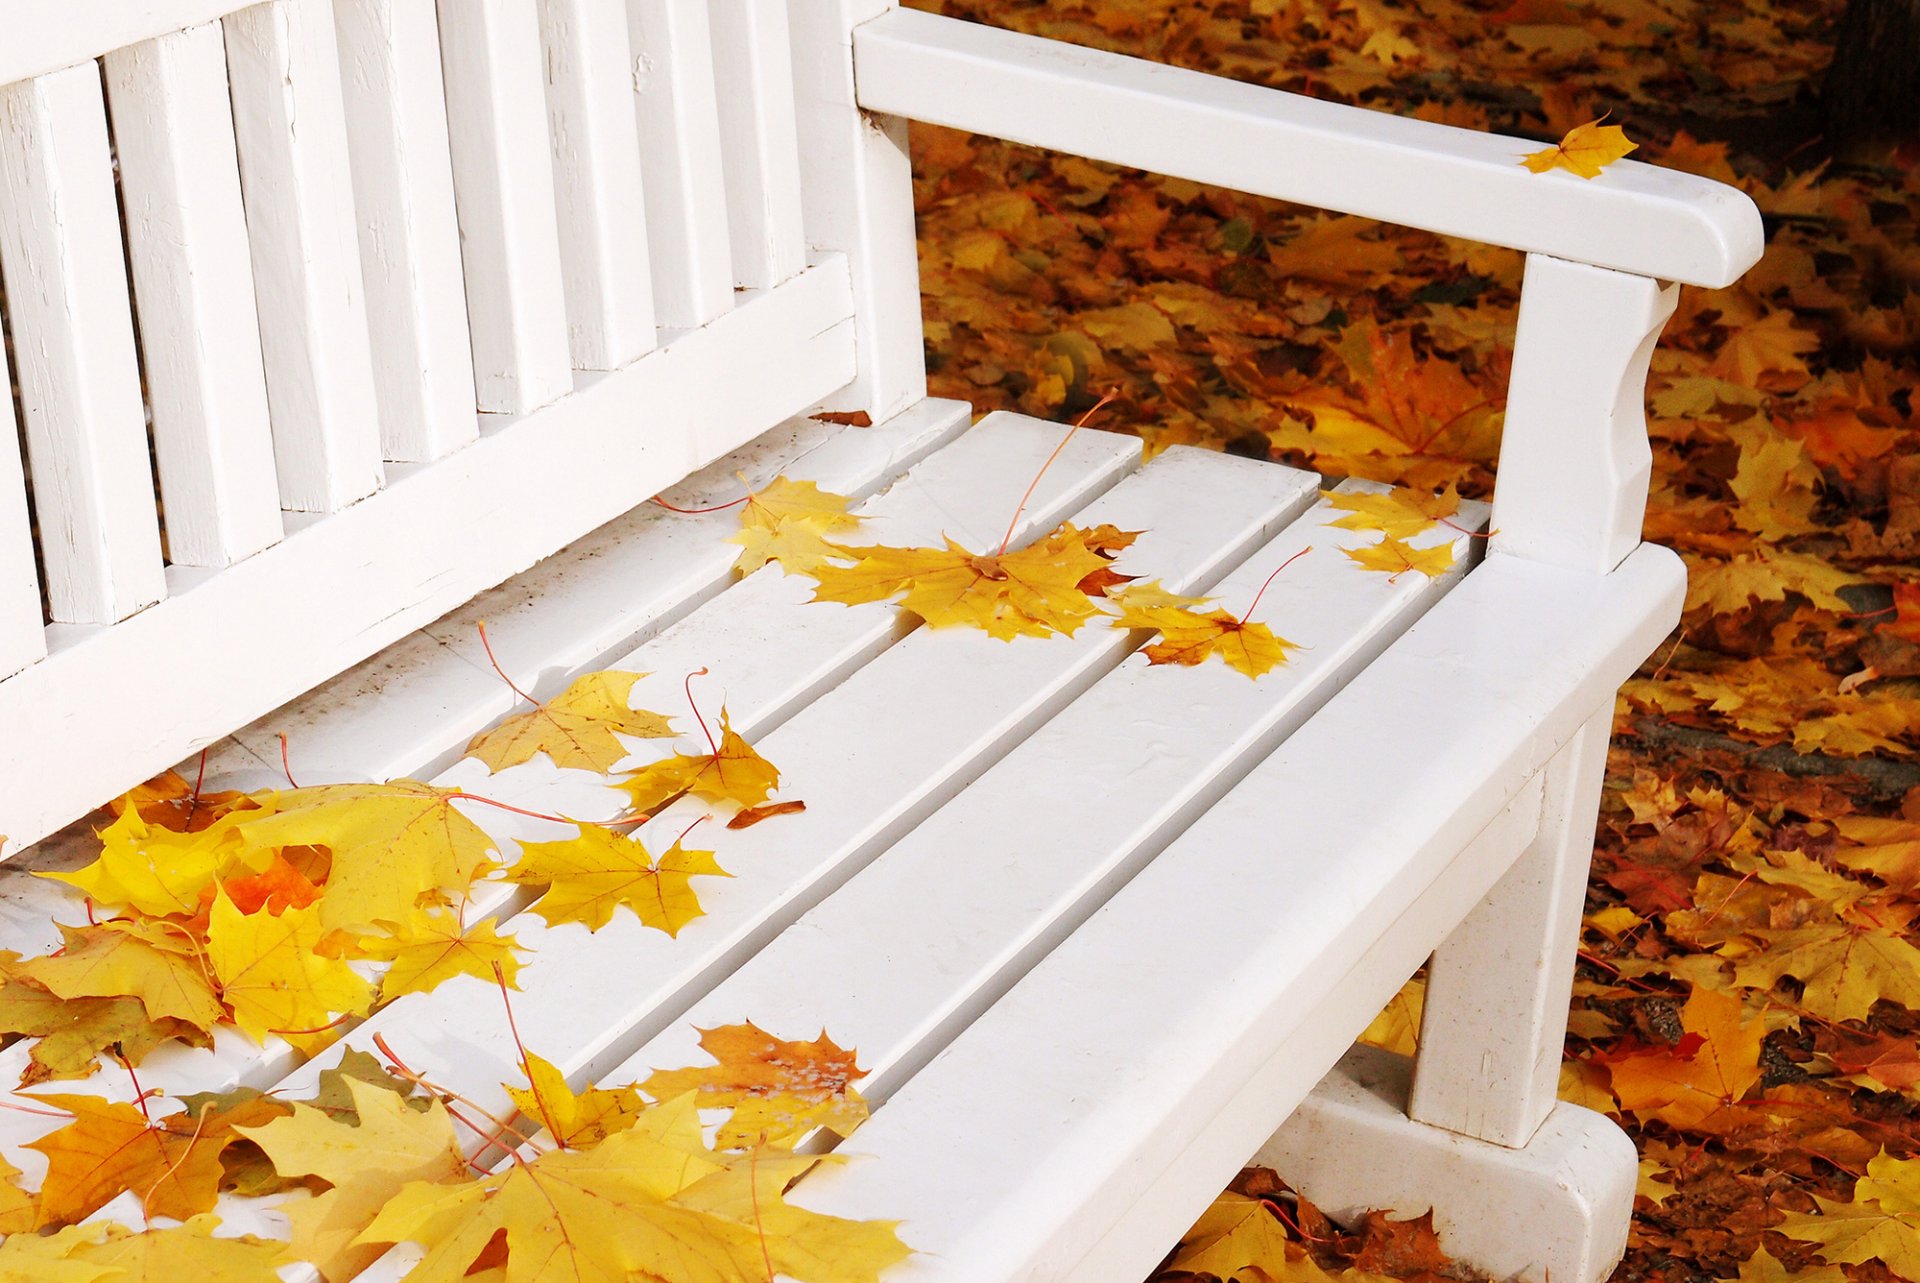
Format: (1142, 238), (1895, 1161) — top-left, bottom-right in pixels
(642, 1022), (870, 1147)
(1344, 536), (1457, 580)
(464, 670), (675, 774)
(357, 909), (525, 1002)
(1521, 119), (1637, 178)
(505, 1049), (647, 1150)
(207, 890), (376, 1044)
(507, 829), (728, 935)
(617, 707), (781, 815)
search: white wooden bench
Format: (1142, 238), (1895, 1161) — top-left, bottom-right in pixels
(0, 3), (1761, 1280)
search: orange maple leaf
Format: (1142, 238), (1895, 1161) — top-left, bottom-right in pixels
(643, 1022), (871, 1147)
(1603, 987), (1763, 1129)
(616, 707), (781, 816)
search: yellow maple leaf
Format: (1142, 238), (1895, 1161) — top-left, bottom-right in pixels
(1777, 1149), (1920, 1279)
(1325, 484), (1462, 539)
(1604, 987), (1763, 1129)
(505, 1049), (647, 1150)
(1732, 920), (1920, 1023)
(1166, 1191), (1297, 1279)
(20, 920), (224, 1034)
(1343, 535), (1457, 579)
(207, 890), (376, 1044)
(25, 1093), (234, 1227)
(356, 1092), (907, 1283)
(1113, 597), (1298, 677)
(0, 952), (207, 1086)
(232, 780), (498, 931)
(730, 476), (863, 576)
(0, 1154), (33, 1235)
(1685, 549), (1857, 615)
(357, 910), (525, 1003)
(463, 671), (675, 774)
(809, 522), (1112, 640)
(617, 708), (781, 815)
(44, 805), (263, 918)
(507, 829), (728, 934)
(1718, 1246), (1846, 1283)
(241, 1078), (466, 1283)
(642, 1022), (870, 1148)
(67, 1213), (286, 1282)
(0, 1222), (122, 1283)
(1522, 119), (1638, 178)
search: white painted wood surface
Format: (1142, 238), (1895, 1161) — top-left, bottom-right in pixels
(0, 332), (41, 680)
(538, 0), (657, 370)
(1411, 707), (1614, 1146)
(790, 0), (926, 422)
(0, 0), (256, 87)
(606, 483), (1477, 1120)
(103, 23), (284, 568)
(0, 401), (972, 958)
(224, 0), (386, 511)
(1492, 255), (1681, 574)
(708, 0), (808, 289)
(0, 415), (1140, 1198)
(1263, 1044), (1638, 1283)
(627, 0), (736, 327)
(0, 63), (166, 624)
(0, 261), (855, 856)
(853, 7), (1764, 289)
(333, 0), (479, 461)
(795, 543), (1686, 1281)
(436, 0), (574, 413)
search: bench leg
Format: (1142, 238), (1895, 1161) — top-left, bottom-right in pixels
(1256, 709), (1632, 1283)
(1255, 1043), (1636, 1283)
(1409, 707), (1612, 1146)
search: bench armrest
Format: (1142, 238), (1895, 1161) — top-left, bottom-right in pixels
(852, 8), (1761, 289)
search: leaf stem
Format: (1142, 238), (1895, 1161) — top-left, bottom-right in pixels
(684, 668), (718, 757)
(493, 961), (563, 1149)
(1238, 546), (1313, 626)
(476, 621), (541, 708)
(996, 389), (1117, 557)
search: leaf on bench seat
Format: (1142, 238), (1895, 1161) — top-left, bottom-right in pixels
(6, 1215), (285, 1283)
(463, 671), (675, 774)
(642, 1022), (870, 1149)
(730, 476), (864, 576)
(357, 910), (526, 1003)
(504, 1050), (646, 1151)
(17, 921), (224, 1035)
(506, 829), (727, 936)
(1324, 484), (1461, 539)
(1110, 581), (1299, 678)
(207, 890), (376, 1046)
(616, 707), (782, 816)
(0, 954), (208, 1086)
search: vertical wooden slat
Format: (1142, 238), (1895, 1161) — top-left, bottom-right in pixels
(334, 0), (478, 461)
(0, 64), (166, 624)
(225, 0), (385, 512)
(707, 0), (806, 290)
(627, 0), (734, 328)
(104, 23), (285, 568)
(436, 0), (573, 414)
(789, 0), (927, 421)
(538, 0), (656, 371)
(0, 326), (44, 677)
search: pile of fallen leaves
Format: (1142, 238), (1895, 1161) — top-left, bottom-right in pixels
(902, 0), (1918, 1279)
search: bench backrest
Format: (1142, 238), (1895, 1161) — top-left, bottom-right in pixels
(0, 0), (924, 855)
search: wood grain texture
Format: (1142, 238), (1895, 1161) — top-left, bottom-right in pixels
(224, 0), (386, 511)
(334, 0), (479, 461)
(790, 0), (926, 421)
(104, 22), (285, 568)
(538, 0), (657, 370)
(854, 7), (1764, 288)
(627, 0), (735, 327)
(708, 0), (807, 288)
(0, 63), (166, 624)
(436, 0), (574, 413)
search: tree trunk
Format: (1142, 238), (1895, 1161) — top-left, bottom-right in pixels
(1824, 0), (1920, 147)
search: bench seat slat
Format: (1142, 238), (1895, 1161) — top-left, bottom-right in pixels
(608, 483), (1486, 1121)
(793, 544), (1687, 1281)
(103, 22), (285, 568)
(0, 414), (1139, 1170)
(0, 62), (166, 624)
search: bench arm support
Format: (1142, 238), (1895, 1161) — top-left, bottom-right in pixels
(851, 8), (1762, 289)
(855, 7), (1745, 573)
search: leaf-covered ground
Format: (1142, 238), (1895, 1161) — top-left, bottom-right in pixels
(904, 1), (1920, 1279)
